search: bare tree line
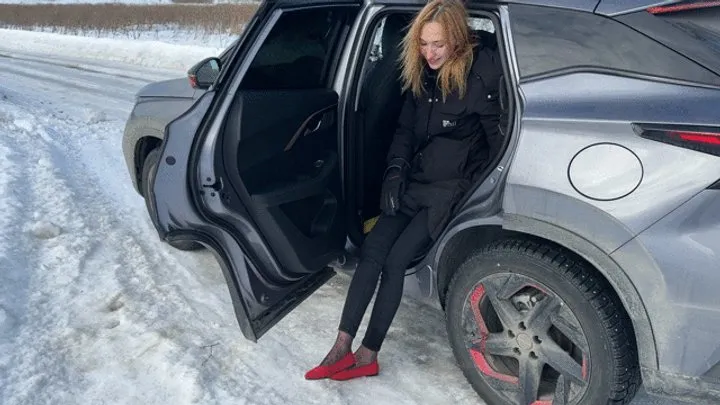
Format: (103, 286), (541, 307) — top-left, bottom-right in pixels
(0, 3), (258, 36)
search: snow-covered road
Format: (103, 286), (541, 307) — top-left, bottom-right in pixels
(0, 48), (683, 405)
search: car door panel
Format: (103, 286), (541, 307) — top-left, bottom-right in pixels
(221, 89), (344, 264)
(193, 89), (346, 341)
(240, 254), (336, 337)
(152, 92), (336, 337)
(184, 3), (361, 340)
(227, 90), (338, 196)
(150, 91), (271, 342)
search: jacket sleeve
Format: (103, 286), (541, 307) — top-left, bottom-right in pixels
(386, 90), (417, 167)
(470, 47), (503, 159)
(473, 90), (501, 159)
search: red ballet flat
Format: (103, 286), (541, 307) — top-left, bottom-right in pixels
(329, 360), (379, 381)
(304, 352), (356, 380)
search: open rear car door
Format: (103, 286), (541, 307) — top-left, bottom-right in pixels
(176, 1), (362, 341)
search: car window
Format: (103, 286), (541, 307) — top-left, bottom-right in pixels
(239, 7), (354, 90)
(468, 15), (494, 33)
(219, 38), (239, 65)
(652, 5), (720, 54)
(508, 4), (720, 86)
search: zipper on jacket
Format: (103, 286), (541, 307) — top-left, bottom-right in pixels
(425, 83), (436, 143)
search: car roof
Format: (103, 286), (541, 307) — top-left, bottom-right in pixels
(369, 0), (678, 15)
(268, 0), (679, 16)
(375, 0), (597, 12)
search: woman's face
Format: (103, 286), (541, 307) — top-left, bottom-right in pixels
(420, 21), (449, 70)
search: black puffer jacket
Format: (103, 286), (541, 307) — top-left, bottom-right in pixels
(386, 38), (503, 240)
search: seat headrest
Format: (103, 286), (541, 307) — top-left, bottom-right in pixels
(381, 14), (411, 60)
(472, 29), (498, 50)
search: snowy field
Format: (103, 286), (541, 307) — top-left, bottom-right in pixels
(0, 28), (227, 70)
(0, 28), (687, 405)
(7, 26), (239, 48)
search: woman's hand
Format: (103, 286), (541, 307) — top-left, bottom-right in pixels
(380, 158), (408, 215)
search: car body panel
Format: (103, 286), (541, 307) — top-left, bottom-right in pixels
(136, 77), (197, 99)
(505, 72), (720, 252)
(614, 190), (720, 377)
(501, 212), (661, 370)
(504, 69), (720, 393)
(122, 78), (206, 193)
(151, 91), (214, 240)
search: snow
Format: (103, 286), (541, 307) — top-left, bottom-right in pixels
(15, 25), (240, 48)
(27, 221), (64, 239)
(0, 29), (682, 405)
(0, 28), (226, 72)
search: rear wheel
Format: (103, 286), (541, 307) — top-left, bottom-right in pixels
(445, 239), (640, 405)
(141, 149), (203, 251)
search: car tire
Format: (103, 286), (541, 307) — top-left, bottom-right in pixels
(141, 149), (203, 252)
(445, 238), (640, 405)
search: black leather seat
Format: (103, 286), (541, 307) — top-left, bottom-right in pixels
(357, 14), (411, 221)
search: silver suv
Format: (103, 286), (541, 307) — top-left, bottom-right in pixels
(121, 1), (720, 404)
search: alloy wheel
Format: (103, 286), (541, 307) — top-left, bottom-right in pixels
(461, 273), (590, 405)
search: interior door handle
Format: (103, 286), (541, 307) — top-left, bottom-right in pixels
(305, 117), (323, 135)
(284, 105), (336, 151)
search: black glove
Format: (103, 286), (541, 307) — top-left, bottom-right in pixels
(380, 158), (408, 216)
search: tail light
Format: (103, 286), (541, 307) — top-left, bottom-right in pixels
(648, 0), (720, 14)
(633, 123), (720, 156)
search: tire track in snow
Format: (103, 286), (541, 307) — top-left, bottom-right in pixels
(0, 99), (219, 404)
(51, 122), (297, 404)
(0, 100), (214, 404)
(0, 89), (296, 404)
(0, 108), (34, 377)
(0, 101), (93, 404)
(0, 63), (141, 102)
(0, 55), (144, 123)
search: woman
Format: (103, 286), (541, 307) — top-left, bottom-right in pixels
(305, 0), (502, 381)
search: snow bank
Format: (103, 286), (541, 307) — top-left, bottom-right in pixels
(20, 25), (238, 48)
(0, 28), (225, 72)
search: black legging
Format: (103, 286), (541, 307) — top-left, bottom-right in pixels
(339, 209), (431, 352)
